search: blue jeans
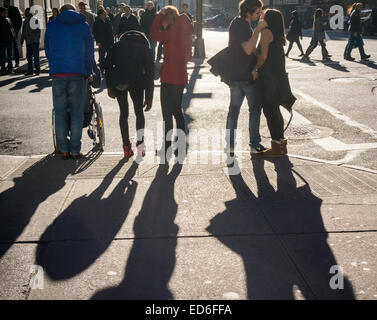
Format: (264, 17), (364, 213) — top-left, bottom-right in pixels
(344, 32), (366, 57)
(226, 80), (262, 149)
(52, 76), (87, 154)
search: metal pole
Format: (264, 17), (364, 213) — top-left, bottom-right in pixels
(44, 0), (47, 26)
(194, 0), (205, 57)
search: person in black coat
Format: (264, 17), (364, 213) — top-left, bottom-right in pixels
(344, 2), (370, 61)
(106, 7), (114, 24)
(0, 7), (15, 74)
(104, 31), (154, 159)
(140, 1), (157, 61)
(21, 8), (41, 75)
(117, 5), (141, 37)
(93, 9), (114, 73)
(285, 10), (304, 57)
(3, 0), (21, 67)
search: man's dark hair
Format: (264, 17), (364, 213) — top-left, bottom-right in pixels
(239, 0), (263, 18)
(60, 4), (76, 12)
(0, 7), (7, 14)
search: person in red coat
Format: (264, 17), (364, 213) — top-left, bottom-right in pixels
(150, 5), (193, 159)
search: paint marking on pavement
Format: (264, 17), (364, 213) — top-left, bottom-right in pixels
(292, 88), (377, 139)
(314, 137), (377, 151)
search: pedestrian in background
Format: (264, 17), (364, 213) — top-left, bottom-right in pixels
(138, 9), (145, 22)
(3, 0), (21, 68)
(180, 3), (193, 22)
(226, 0), (266, 157)
(21, 7), (41, 76)
(106, 7), (114, 24)
(113, 3), (126, 39)
(45, 4), (94, 160)
(49, 8), (59, 22)
(117, 5), (141, 36)
(104, 30), (154, 158)
(0, 7), (15, 75)
(150, 5), (193, 158)
(252, 9), (292, 157)
(78, 1), (95, 34)
(93, 8), (113, 74)
(303, 8), (331, 61)
(344, 2), (371, 61)
(285, 10), (304, 57)
(140, 1), (157, 61)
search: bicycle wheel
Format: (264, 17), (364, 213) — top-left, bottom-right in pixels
(94, 101), (105, 151)
(52, 109), (59, 153)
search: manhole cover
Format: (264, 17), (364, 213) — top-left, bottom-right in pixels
(262, 125), (333, 140)
(0, 139), (22, 151)
(329, 77), (372, 83)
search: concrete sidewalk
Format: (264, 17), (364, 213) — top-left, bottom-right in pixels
(0, 151), (376, 300)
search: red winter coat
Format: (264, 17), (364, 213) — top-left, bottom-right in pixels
(150, 13), (193, 85)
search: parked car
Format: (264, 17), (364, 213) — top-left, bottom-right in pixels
(360, 8), (377, 36)
(203, 14), (231, 28)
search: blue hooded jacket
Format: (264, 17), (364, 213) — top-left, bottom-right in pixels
(44, 10), (94, 77)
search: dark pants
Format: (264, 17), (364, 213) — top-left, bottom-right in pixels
(344, 32), (366, 58)
(115, 86), (145, 146)
(0, 42), (13, 71)
(157, 42), (163, 60)
(305, 37), (328, 59)
(13, 31), (20, 65)
(263, 102), (284, 141)
(286, 39), (304, 55)
(258, 78), (284, 141)
(98, 45), (111, 71)
(26, 43), (40, 73)
(160, 83), (185, 147)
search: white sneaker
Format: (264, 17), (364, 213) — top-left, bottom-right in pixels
(250, 144), (267, 155)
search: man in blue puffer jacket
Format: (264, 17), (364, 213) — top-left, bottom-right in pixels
(45, 4), (94, 160)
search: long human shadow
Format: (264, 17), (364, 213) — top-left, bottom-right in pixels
(9, 75), (52, 92)
(0, 75), (26, 88)
(91, 162), (182, 299)
(35, 159), (138, 280)
(0, 154), (74, 259)
(252, 157), (355, 299)
(182, 58), (211, 132)
(207, 158), (355, 299)
(354, 59), (377, 70)
(321, 60), (349, 72)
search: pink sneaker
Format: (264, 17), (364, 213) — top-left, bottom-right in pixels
(136, 141), (146, 157)
(123, 144), (134, 158)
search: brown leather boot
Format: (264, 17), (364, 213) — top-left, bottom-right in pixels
(259, 140), (286, 158)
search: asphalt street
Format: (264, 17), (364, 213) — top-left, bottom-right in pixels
(0, 29), (376, 172)
(0, 29), (376, 301)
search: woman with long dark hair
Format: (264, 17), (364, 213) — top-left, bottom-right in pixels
(150, 6), (193, 158)
(303, 8), (331, 61)
(251, 9), (291, 157)
(285, 10), (304, 57)
(48, 8), (59, 22)
(344, 2), (370, 61)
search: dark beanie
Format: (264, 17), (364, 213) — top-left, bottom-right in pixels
(97, 8), (105, 15)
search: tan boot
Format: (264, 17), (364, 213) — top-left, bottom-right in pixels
(259, 140), (286, 158)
